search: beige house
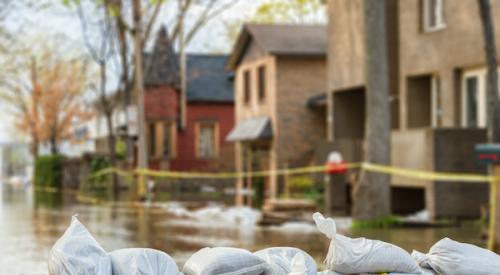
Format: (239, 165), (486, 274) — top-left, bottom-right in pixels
(328, 0), (500, 218)
(227, 24), (327, 206)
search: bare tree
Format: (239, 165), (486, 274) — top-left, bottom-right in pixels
(353, 0), (391, 221)
(478, 0), (500, 252)
(74, 0), (122, 197)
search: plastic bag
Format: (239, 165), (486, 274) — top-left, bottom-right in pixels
(412, 237), (500, 275)
(182, 247), (270, 275)
(48, 216), (112, 275)
(254, 247), (317, 275)
(313, 212), (420, 274)
(109, 248), (180, 275)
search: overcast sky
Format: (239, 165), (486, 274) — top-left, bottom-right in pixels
(0, 0), (264, 143)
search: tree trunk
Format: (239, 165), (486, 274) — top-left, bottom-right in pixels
(353, 0), (391, 221)
(100, 61), (119, 200)
(178, 3), (187, 130)
(478, 0), (500, 252)
(133, 0), (149, 199)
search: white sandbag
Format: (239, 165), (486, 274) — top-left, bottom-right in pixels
(109, 248), (180, 275)
(48, 216), (112, 275)
(317, 271), (343, 275)
(182, 247), (271, 275)
(313, 212), (420, 274)
(254, 247), (317, 275)
(412, 237), (500, 275)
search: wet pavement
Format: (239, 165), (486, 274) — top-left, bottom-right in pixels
(0, 183), (486, 275)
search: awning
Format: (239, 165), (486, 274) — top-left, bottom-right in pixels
(226, 117), (273, 142)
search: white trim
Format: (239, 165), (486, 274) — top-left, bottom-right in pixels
(461, 68), (487, 128)
(423, 0), (446, 32)
(431, 75), (439, 127)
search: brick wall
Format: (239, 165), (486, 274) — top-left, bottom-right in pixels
(145, 85), (179, 120)
(170, 103), (235, 172)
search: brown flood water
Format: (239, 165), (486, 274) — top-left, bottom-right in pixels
(0, 183), (485, 275)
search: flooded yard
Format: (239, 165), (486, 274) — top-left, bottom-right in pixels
(0, 183), (486, 275)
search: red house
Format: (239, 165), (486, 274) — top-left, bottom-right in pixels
(143, 27), (235, 172)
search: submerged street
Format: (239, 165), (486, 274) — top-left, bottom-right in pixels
(0, 183), (486, 274)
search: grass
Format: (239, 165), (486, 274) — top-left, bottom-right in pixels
(351, 215), (404, 229)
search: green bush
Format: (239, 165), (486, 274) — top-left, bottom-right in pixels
(34, 154), (64, 188)
(89, 156), (111, 186)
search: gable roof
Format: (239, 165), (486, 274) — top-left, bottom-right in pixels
(144, 26), (233, 103)
(227, 23), (327, 70)
(144, 26), (180, 87)
(186, 54), (233, 103)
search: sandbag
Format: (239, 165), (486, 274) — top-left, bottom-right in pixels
(48, 216), (112, 275)
(109, 248), (180, 275)
(412, 237), (500, 275)
(182, 247), (271, 275)
(254, 247), (317, 275)
(313, 212), (420, 274)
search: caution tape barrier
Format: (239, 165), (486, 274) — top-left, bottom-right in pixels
(90, 162), (500, 183)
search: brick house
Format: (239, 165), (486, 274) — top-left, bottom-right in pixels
(327, 0), (500, 218)
(226, 24), (327, 205)
(141, 27), (234, 172)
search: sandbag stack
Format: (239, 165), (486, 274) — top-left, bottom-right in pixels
(48, 214), (500, 275)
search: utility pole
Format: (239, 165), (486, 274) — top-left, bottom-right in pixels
(178, 0), (187, 131)
(133, 0), (148, 199)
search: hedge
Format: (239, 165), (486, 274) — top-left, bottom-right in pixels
(34, 154), (64, 188)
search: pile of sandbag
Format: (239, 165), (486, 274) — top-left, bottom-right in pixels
(49, 214), (500, 275)
(48, 216), (318, 275)
(48, 216), (180, 275)
(314, 212), (500, 275)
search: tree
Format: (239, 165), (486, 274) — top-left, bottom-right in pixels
(74, 0), (122, 198)
(352, 0), (391, 221)
(477, 0), (500, 252)
(0, 47), (90, 155)
(252, 0), (326, 24)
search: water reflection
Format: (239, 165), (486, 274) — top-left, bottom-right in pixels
(0, 183), (486, 275)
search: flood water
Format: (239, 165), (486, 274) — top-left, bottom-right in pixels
(0, 183), (486, 275)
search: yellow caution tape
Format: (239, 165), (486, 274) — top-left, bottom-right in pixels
(92, 162), (500, 183)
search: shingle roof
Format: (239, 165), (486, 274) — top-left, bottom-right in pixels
(144, 27), (233, 103)
(144, 26), (180, 87)
(227, 24), (327, 70)
(186, 54), (233, 103)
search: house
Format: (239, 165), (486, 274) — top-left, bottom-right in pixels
(226, 24), (327, 206)
(142, 27), (235, 172)
(327, 0), (500, 218)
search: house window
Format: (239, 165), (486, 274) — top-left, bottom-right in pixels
(461, 69), (486, 128)
(196, 122), (219, 159)
(148, 123), (156, 157)
(148, 121), (176, 159)
(243, 70), (251, 104)
(423, 0), (445, 32)
(258, 65), (266, 102)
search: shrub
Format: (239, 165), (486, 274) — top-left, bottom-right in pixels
(34, 154), (64, 188)
(88, 156), (111, 186)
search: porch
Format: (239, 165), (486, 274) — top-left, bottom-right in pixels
(320, 128), (488, 219)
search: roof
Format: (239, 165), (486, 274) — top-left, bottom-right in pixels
(186, 54), (233, 103)
(144, 26), (233, 103)
(307, 93), (327, 108)
(144, 26), (179, 87)
(227, 24), (327, 70)
(226, 117), (273, 142)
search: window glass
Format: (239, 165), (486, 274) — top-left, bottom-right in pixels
(423, 0), (445, 31)
(466, 77), (478, 127)
(198, 123), (217, 158)
(148, 123), (156, 157)
(258, 66), (266, 102)
(244, 70), (251, 104)
(163, 123), (172, 158)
